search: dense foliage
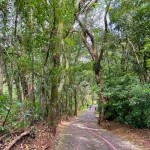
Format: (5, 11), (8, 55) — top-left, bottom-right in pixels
(0, 0), (149, 135)
(104, 74), (150, 128)
(101, 0), (150, 128)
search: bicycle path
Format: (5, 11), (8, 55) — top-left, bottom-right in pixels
(53, 109), (142, 150)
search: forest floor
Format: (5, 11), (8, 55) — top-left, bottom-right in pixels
(101, 120), (150, 150)
(1, 109), (149, 150)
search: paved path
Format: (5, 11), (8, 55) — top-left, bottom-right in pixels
(53, 108), (141, 150)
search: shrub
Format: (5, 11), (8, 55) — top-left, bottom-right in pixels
(105, 83), (150, 128)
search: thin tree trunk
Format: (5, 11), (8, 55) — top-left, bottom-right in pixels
(19, 71), (28, 100)
(127, 38), (140, 64)
(29, 55), (35, 125)
(15, 75), (22, 101)
(41, 78), (47, 120)
(0, 58), (3, 95)
(65, 87), (68, 116)
(74, 87), (77, 116)
(70, 92), (73, 115)
(4, 61), (13, 99)
(31, 55), (35, 106)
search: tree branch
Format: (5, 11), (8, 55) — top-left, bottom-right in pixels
(64, 0), (98, 39)
(77, 17), (98, 60)
(14, 1), (19, 37)
(2, 108), (10, 127)
(127, 38), (140, 64)
(80, 32), (95, 60)
(98, 1), (111, 64)
(5, 130), (31, 150)
(44, 3), (56, 66)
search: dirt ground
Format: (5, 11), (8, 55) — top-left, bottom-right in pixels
(101, 121), (150, 150)
(1, 123), (55, 150)
(1, 109), (149, 150)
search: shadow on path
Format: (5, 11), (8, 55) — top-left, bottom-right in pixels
(53, 109), (141, 150)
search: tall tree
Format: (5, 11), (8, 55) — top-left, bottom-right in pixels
(0, 57), (3, 95)
(76, 0), (111, 124)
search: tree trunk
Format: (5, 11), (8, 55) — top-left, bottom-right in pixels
(74, 87), (77, 116)
(70, 92), (73, 115)
(77, 2), (110, 125)
(65, 88), (68, 116)
(0, 58), (3, 95)
(48, 6), (63, 134)
(41, 77), (47, 120)
(29, 57), (36, 125)
(20, 72), (28, 100)
(15, 75), (22, 101)
(4, 61), (13, 99)
(48, 75), (58, 134)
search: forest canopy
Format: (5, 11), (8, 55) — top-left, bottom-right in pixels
(0, 0), (150, 136)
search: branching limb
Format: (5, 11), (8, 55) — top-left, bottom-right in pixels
(5, 130), (31, 150)
(14, 1), (19, 37)
(2, 107), (10, 127)
(127, 38), (140, 64)
(98, 1), (111, 65)
(77, 17), (98, 60)
(44, 1), (57, 65)
(79, 32), (95, 60)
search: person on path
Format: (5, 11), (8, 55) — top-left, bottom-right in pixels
(89, 105), (92, 110)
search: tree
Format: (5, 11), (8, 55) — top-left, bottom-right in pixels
(75, 0), (111, 124)
(0, 56), (3, 95)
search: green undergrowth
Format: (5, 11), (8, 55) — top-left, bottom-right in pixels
(0, 94), (41, 134)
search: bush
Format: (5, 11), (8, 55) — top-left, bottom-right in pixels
(105, 83), (150, 128)
(0, 95), (38, 133)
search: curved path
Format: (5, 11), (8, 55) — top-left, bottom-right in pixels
(53, 108), (141, 150)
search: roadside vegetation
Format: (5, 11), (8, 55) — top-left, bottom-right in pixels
(0, 0), (149, 149)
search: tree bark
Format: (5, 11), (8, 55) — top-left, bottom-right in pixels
(65, 87), (68, 116)
(0, 58), (3, 95)
(74, 87), (77, 116)
(48, 3), (63, 134)
(41, 78), (47, 120)
(4, 61), (13, 99)
(48, 75), (58, 135)
(14, 75), (22, 101)
(5, 130), (31, 150)
(19, 72), (28, 100)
